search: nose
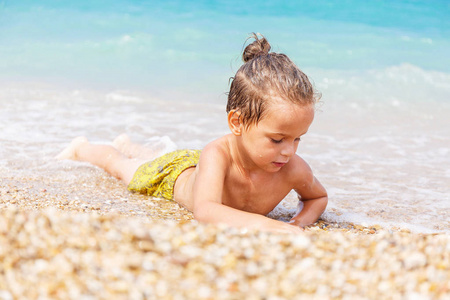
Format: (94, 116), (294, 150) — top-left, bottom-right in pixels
(280, 142), (296, 158)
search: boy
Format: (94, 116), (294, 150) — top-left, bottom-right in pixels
(58, 34), (328, 234)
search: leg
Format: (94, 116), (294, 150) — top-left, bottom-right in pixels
(112, 133), (164, 161)
(56, 137), (146, 185)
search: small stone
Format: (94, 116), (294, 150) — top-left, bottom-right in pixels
(403, 252), (427, 270)
(292, 235), (311, 249)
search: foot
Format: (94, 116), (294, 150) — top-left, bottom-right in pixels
(55, 136), (89, 160)
(112, 133), (132, 155)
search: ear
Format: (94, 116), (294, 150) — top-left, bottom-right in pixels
(228, 110), (243, 136)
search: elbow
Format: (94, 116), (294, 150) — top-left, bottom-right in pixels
(193, 201), (224, 224)
(310, 194), (328, 216)
(320, 195), (328, 213)
(193, 203), (211, 223)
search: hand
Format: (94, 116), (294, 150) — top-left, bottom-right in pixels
(288, 219), (307, 228)
(264, 219), (304, 234)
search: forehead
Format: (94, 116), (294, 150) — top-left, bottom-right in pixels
(257, 100), (315, 133)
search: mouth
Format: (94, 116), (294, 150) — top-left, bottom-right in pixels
(272, 162), (287, 168)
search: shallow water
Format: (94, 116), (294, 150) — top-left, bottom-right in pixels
(0, 1), (449, 233)
(1, 67), (449, 233)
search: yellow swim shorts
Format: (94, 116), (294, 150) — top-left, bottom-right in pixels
(128, 149), (201, 200)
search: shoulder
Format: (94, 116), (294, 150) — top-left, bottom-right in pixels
(285, 155), (327, 200)
(198, 135), (233, 171)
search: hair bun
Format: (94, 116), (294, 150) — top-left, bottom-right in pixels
(242, 33), (271, 62)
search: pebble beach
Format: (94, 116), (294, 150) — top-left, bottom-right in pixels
(1, 1), (449, 299)
(1, 172), (449, 299)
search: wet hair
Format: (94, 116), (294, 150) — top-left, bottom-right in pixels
(227, 33), (320, 127)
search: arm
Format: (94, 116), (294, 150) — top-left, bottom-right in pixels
(289, 189), (328, 227)
(289, 159), (328, 227)
(192, 143), (302, 234)
(195, 201), (302, 233)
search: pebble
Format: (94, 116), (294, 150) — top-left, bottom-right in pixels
(0, 208), (449, 299)
(0, 177), (449, 299)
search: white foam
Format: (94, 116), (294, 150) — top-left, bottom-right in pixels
(322, 209), (443, 234)
(105, 92), (143, 103)
(143, 136), (178, 156)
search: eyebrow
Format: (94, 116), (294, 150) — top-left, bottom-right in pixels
(270, 130), (308, 137)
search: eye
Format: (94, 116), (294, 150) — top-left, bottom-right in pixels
(295, 137), (301, 142)
(271, 138), (282, 144)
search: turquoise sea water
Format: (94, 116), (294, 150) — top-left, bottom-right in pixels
(1, 0), (449, 95)
(1, 0), (449, 232)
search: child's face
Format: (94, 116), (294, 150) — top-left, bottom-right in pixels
(239, 100), (315, 172)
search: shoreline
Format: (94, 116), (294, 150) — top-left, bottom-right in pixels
(1, 175), (449, 299)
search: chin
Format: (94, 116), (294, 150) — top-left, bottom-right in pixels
(265, 165), (283, 172)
